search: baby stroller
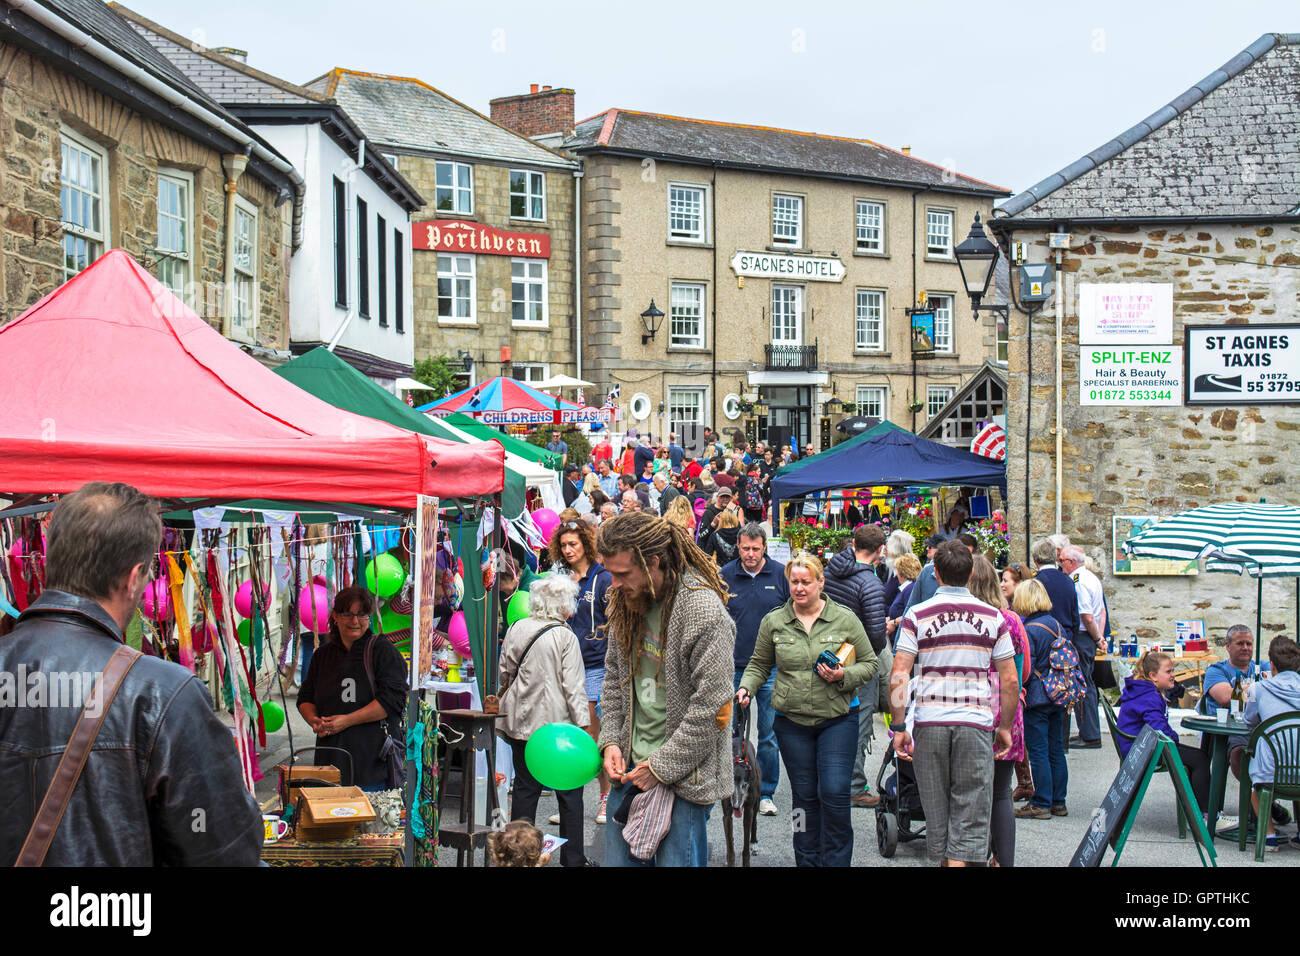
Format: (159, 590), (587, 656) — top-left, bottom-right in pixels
(874, 730), (926, 858)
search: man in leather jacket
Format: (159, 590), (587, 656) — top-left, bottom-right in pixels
(0, 482), (262, 866)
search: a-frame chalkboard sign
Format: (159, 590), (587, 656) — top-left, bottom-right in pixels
(1070, 725), (1217, 867)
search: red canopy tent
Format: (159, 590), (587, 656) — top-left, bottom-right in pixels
(0, 250), (503, 508)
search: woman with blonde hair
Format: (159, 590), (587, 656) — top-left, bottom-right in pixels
(663, 494), (697, 537)
(702, 506), (741, 565)
(737, 552), (877, 866)
(885, 553), (923, 646)
(1013, 578), (1069, 820)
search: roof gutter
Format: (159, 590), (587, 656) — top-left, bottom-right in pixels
(992, 213), (1300, 229)
(10, 0), (306, 250)
(372, 139), (580, 172)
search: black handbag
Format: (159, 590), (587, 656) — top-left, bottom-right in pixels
(363, 634), (407, 790)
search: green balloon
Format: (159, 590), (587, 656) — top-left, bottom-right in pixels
(262, 700), (285, 733)
(524, 723), (601, 791)
(506, 588), (530, 626)
(366, 553), (406, 598)
(236, 619), (252, 646)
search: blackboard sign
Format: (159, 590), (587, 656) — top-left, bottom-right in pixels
(1070, 725), (1216, 867)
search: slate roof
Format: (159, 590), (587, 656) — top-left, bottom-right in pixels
(565, 109), (1008, 197)
(305, 69), (578, 169)
(998, 33), (1300, 221)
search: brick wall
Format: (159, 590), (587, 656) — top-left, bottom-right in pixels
(0, 41), (290, 349)
(489, 87), (574, 139)
(1003, 221), (1300, 647)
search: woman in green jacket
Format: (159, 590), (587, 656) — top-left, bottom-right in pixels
(737, 552), (877, 866)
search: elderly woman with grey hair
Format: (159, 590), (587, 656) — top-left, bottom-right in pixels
(497, 571), (594, 866)
(881, 529), (916, 610)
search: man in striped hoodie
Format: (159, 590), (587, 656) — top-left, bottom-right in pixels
(889, 540), (1019, 867)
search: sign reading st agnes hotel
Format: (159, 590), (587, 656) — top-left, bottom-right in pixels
(730, 251), (845, 282)
(412, 220), (550, 258)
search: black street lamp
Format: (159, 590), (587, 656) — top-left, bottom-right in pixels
(640, 300), (665, 344)
(953, 213), (1003, 315)
(825, 394), (844, 416)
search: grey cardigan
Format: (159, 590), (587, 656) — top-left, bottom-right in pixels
(598, 569), (735, 805)
(497, 617), (590, 741)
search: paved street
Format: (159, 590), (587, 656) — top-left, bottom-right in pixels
(250, 697), (1299, 867)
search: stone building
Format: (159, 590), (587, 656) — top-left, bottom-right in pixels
(994, 32), (1300, 643)
(307, 70), (581, 392)
(112, 5), (424, 387)
(557, 107), (1008, 451)
(0, 0), (298, 359)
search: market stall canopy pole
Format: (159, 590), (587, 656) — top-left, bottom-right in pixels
(0, 251), (503, 508)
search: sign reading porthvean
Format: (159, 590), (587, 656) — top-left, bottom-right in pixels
(730, 250), (845, 282)
(412, 220), (550, 258)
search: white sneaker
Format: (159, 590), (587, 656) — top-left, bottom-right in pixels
(548, 812), (560, 825)
(595, 793), (608, 824)
(759, 798), (778, 816)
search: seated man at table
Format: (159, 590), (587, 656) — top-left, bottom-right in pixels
(1242, 636), (1300, 850)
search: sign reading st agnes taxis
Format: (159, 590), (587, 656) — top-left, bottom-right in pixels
(730, 251), (845, 282)
(1185, 324), (1300, 405)
(412, 220), (550, 258)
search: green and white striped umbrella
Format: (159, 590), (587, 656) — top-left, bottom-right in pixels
(1122, 502), (1300, 578)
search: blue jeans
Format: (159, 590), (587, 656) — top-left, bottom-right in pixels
(734, 667), (779, 798)
(774, 710), (857, 867)
(1024, 706), (1068, 809)
(298, 632), (315, 682)
(604, 779), (710, 867)
(1067, 633), (1100, 742)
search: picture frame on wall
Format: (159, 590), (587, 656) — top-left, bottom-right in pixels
(1112, 515), (1199, 576)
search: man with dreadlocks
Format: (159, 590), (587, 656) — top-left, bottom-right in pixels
(596, 511), (735, 866)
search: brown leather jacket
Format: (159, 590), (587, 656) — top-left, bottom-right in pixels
(0, 590), (262, 865)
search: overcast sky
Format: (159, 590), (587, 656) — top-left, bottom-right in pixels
(116, 0), (1289, 196)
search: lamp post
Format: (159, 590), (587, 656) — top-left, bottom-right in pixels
(640, 300), (665, 344)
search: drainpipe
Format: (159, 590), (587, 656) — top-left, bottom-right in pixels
(573, 167), (583, 380)
(711, 163), (719, 429)
(220, 150), (250, 337)
(1054, 245), (1064, 535)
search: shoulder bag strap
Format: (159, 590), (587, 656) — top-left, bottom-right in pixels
(501, 623), (564, 693)
(15, 644), (140, 867)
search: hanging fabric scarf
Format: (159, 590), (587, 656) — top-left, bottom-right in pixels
(166, 553), (194, 673)
(204, 545), (255, 792)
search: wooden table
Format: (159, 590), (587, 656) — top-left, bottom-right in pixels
(1097, 650), (1220, 695)
(260, 832), (405, 867)
(1180, 714), (1251, 842)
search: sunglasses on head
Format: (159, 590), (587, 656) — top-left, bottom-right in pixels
(562, 520), (581, 530)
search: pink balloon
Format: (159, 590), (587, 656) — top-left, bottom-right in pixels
(532, 508), (561, 543)
(298, 584), (331, 633)
(234, 580), (269, 619)
(141, 578), (171, 620)
(448, 610), (471, 658)
(312, 574), (329, 589)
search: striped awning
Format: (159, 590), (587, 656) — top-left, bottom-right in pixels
(1122, 502), (1300, 578)
(971, 422), (1006, 461)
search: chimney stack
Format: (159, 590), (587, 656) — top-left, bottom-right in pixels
(901, 145), (911, 155)
(490, 85), (575, 141)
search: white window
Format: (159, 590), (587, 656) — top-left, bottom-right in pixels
(509, 169), (545, 220)
(929, 293), (953, 351)
(855, 289), (884, 351)
(511, 258), (547, 325)
(156, 169), (192, 302)
(772, 194), (802, 247)
(668, 387), (706, 432)
(926, 208), (953, 257)
(996, 312), (1009, 365)
(668, 183), (707, 242)
(771, 285), (802, 344)
(512, 363), (550, 385)
(60, 128), (109, 280)
(928, 386), (955, 418)
(437, 254), (476, 322)
(856, 200), (884, 253)
(855, 386), (888, 421)
(231, 196), (258, 341)
(381, 152), (399, 170)
(669, 282), (705, 348)
(435, 161), (473, 214)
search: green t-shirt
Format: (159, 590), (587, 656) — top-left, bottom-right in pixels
(630, 601), (667, 765)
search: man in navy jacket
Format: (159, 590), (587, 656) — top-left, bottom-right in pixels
(720, 523), (789, 815)
(1031, 537), (1081, 638)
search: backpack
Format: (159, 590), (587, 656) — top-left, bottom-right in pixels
(1029, 618), (1087, 709)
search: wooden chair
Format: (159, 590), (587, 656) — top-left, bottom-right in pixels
(1101, 697), (1187, 838)
(1237, 711), (1300, 861)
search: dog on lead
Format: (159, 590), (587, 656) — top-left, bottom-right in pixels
(723, 707), (762, 867)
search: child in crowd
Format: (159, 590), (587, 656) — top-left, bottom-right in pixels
(487, 819), (551, 867)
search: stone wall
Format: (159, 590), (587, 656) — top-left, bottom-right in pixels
(0, 41), (290, 349)
(1003, 221), (1300, 647)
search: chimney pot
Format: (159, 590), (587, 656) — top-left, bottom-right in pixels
(530, 83), (539, 94)
(542, 85), (552, 91)
(901, 145), (911, 155)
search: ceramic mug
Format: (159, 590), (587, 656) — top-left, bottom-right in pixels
(263, 814), (290, 844)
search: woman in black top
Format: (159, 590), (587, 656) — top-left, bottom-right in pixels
(298, 586), (408, 789)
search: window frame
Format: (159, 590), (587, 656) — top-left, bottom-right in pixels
(436, 253), (477, 325)
(667, 386), (708, 433)
(393, 226), (405, 334)
(928, 292), (954, 352)
(855, 198), (885, 255)
(509, 169), (546, 221)
(925, 207), (954, 259)
(434, 160), (474, 215)
(771, 192), (803, 248)
(770, 284), (803, 346)
(996, 311), (1009, 365)
(511, 363), (551, 386)
(59, 126), (111, 281)
(155, 167), (193, 303)
(333, 176), (348, 308)
(510, 257), (548, 327)
(854, 287), (885, 352)
(231, 194), (259, 343)
(854, 385), (889, 421)
(666, 181), (710, 244)
(377, 213), (388, 328)
(927, 385), (955, 419)
(668, 281), (707, 350)
(357, 196), (370, 318)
